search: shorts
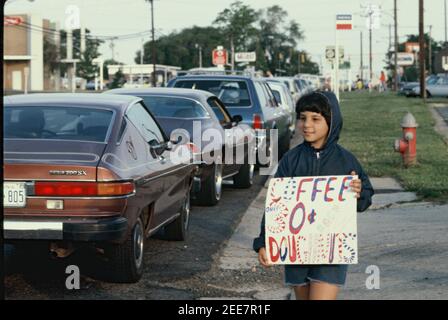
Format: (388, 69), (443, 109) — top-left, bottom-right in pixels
(284, 264), (348, 287)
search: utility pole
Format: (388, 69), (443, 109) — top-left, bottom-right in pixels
(109, 37), (116, 60)
(419, 0), (426, 100)
(231, 35), (235, 73)
(445, 0), (447, 44)
(388, 24), (391, 52)
(360, 3), (375, 85)
(369, 10), (373, 85)
(388, 23), (392, 88)
(360, 31), (364, 80)
(394, 0), (399, 91)
(150, 0), (156, 87)
(428, 25), (432, 74)
(140, 38), (144, 84)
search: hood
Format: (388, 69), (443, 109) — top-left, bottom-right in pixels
(308, 91), (342, 150)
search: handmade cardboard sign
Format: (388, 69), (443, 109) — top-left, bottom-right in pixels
(265, 175), (358, 265)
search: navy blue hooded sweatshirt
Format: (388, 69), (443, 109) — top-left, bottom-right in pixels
(253, 91), (374, 252)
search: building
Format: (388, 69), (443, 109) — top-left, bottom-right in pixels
(4, 14), (59, 91)
(434, 47), (448, 75)
(107, 64), (181, 87)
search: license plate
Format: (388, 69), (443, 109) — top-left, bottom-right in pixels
(3, 182), (27, 208)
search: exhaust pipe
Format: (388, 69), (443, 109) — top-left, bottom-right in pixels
(49, 242), (75, 258)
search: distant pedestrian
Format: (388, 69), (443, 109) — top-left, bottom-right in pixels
(253, 91), (374, 300)
(379, 71), (387, 92)
(356, 78), (363, 90)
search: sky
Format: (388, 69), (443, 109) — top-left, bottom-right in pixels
(5, 0), (446, 79)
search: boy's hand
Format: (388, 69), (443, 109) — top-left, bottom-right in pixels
(350, 171), (362, 199)
(258, 247), (273, 268)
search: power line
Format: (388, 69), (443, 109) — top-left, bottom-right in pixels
(8, 21), (153, 41)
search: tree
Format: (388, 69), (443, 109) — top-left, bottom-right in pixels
(43, 36), (59, 74)
(103, 59), (123, 80)
(72, 29), (104, 81)
(213, 1), (258, 53)
(132, 3), (316, 75)
(256, 5), (304, 75)
(135, 26), (225, 70)
(110, 68), (126, 89)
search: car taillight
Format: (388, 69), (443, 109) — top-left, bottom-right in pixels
(253, 114), (263, 129)
(34, 182), (135, 197)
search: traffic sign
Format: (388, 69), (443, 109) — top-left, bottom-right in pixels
(235, 51), (256, 62)
(391, 52), (415, 66)
(325, 46), (344, 61)
(4, 16), (23, 26)
(212, 48), (227, 66)
(336, 14), (353, 30)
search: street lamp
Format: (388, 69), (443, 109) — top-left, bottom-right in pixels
(92, 58), (104, 91)
(145, 0), (156, 87)
(195, 43), (202, 68)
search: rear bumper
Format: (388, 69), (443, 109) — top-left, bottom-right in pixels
(4, 216), (128, 242)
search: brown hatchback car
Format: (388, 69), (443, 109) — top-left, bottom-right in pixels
(3, 93), (197, 283)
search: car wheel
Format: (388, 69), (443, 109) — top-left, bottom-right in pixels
(257, 132), (273, 168)
(105, 217), (144, 283)
(164, 190), (190, 241)
(233, 159), (255, 189)
(194, 162), (222, 206)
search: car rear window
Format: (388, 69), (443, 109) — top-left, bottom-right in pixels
(140, 96), (209, 118)
(4, 106), (114, 142)
(282, 80), (291, 90)
(270, 89), (282, 104)
(294, 79), (302, 90)
(173, 80), (251, 107)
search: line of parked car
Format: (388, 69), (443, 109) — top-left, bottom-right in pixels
(3, 73), (315, 283)
(399, 74), (448, 98)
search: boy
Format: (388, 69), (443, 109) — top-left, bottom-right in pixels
(253, 91), (374, 300)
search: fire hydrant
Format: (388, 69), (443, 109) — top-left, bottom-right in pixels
(394, 112), (418, 167)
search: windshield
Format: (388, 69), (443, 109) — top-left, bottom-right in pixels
(427, 77), (439, 85)
(140, 96), (209, 118)
(4, 106), (113, 142)
(173, 80), (251, 107)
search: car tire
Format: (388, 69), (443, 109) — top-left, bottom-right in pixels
(104, 217), (144, 283)
(233, 158), (255, 189)
(194, 163), (222, 206)
(164, 191), (190, 241)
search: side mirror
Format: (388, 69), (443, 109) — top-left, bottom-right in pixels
(170, 135), (182, 145)
(149, 139), (167, 157)
(232, 115), (243, 123)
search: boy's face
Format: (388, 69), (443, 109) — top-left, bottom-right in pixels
(298, 111), (329, 149)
